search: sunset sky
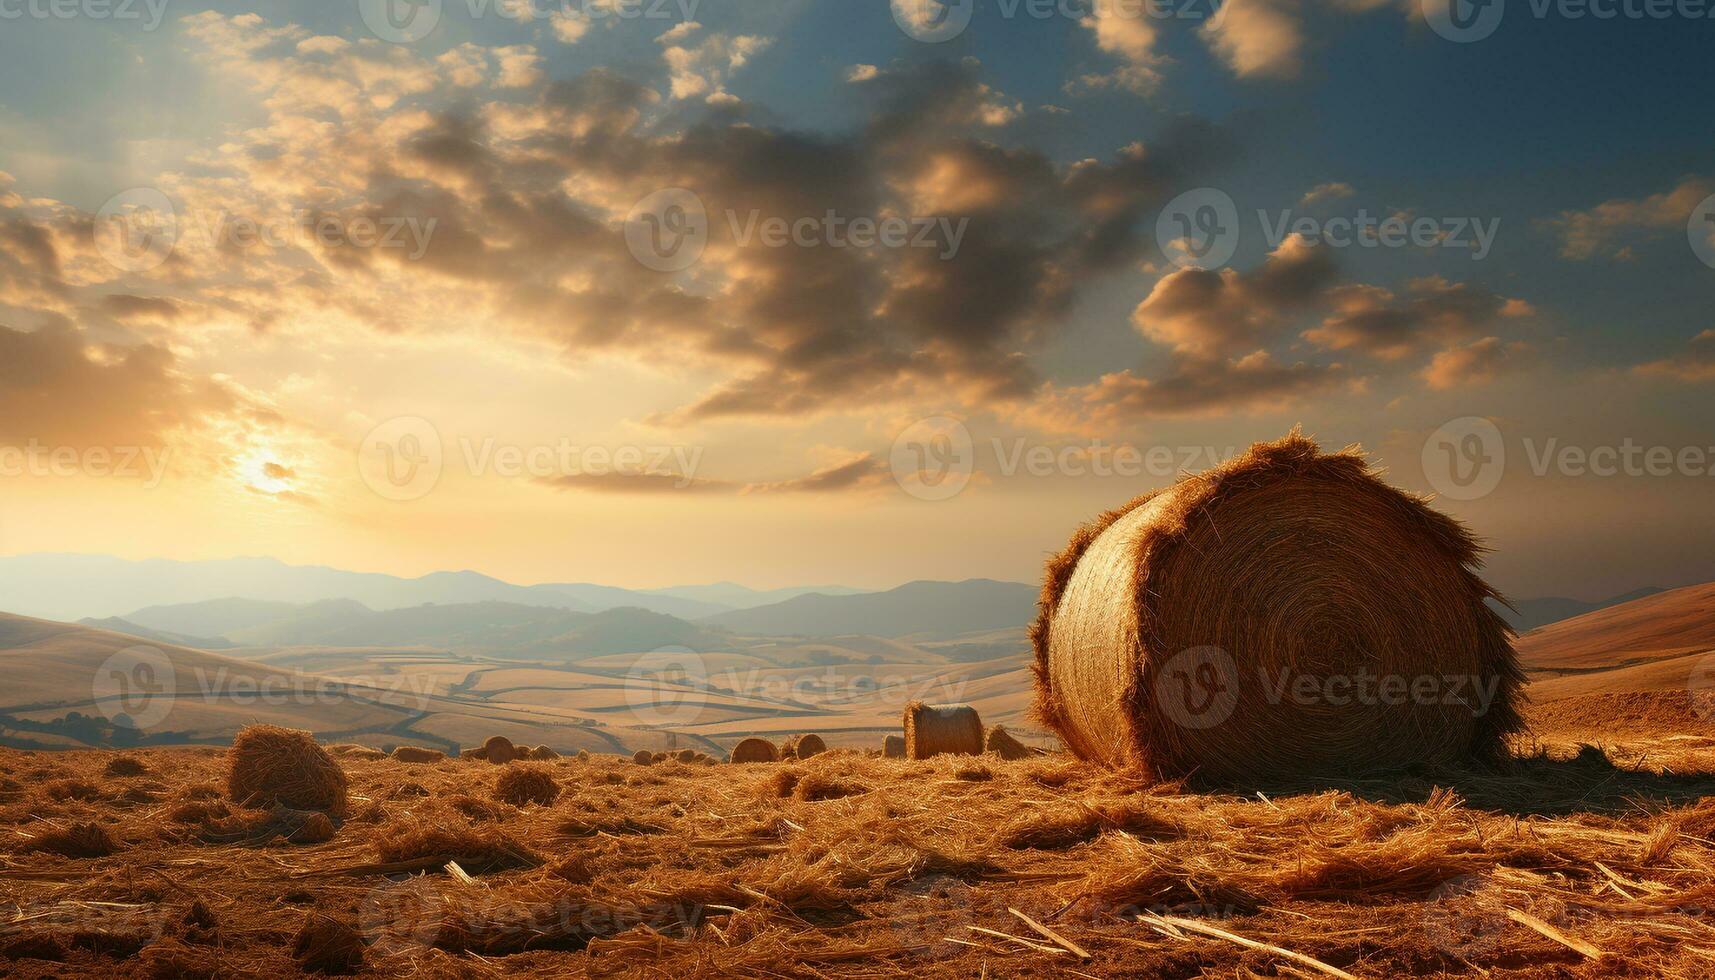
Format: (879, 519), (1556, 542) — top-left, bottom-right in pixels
(0, 0), (1710, 599)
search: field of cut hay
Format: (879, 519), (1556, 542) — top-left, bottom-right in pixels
(4, 708), (1715, 979)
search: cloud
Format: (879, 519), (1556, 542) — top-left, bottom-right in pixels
(1303, 276), (1526, 361)
(1634, 329), (1715, 382)
(1132, 234), (1338, 358)
(1421, 336), (1533, 390)
(1548, 176), (1711, 260)
(1201, 0), (1305, 79)
(1299, 181), (1355, 207)
(1076, 0), (1163, 93)
(536, 472), (727, 494)
(533, 454), (892, 495)
(658, 26), (771, 103)
(1025, 351), (1355, 431)
(740, 453), (891, 494)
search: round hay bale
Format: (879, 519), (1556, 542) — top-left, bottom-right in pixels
(631, 750), (655, 766)
(480, 736), (520, 764)
(674, 748), (697, 763)
(226, 725), (348, 815)
(903, 702), (984, 759)
(985, 725), (1032, 761)
(532, 745), (560, 761)
(882, 734), (906, 758)
(391, 746), (445, 764)
(1031, 431), (1523, 784)
(729, 737), (779, 764)
(575, 749), (591, 762)
(493, 764), (561, 806)
(783, 734), (827, 759)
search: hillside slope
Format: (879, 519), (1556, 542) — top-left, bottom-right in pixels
(702, 579), (1036, 638)
(1516, 581), (1715, 672)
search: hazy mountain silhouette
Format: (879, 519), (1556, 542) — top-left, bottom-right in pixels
(701, 579), (1037, 639)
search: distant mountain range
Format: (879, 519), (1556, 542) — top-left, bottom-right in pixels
(1491, 587), (1666, 633)
(704, 579), (1039, 639)
(0, 554), (865, 623)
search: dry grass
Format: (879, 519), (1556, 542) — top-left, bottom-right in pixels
(4, 711), (1715, 977)
(492, 764), (561, 807)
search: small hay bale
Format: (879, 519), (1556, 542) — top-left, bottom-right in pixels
(292, 916), (365, 974)
(903, 702), (984, 759)
(29, 821), (119, 858)
(391, 746), (445, 764)
(1031, 430), (1523, 783)
(575, 750), (591, 761)
(883, 734), (906, 758)
(674, 748), (697, 763)
(631, 750), (655, 766)
(729, 738), (779, 764)
(783, 733), (827, 759)
(493, 764), (561, 806)
(480, 735), (520, 764)
(290, 811), (338, 844)
(103, 756), (149, 778)
(226, 725), (348, 815)
(532, 745), (560, 760)
(651, 751), (668, 763)
(985, 725), (1032, 761)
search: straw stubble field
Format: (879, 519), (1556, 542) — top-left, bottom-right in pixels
(3, 701), (1715, 978)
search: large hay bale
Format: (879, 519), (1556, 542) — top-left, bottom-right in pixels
(226, 725), (348, 815)
(1031, 432), (1523, 783)
(903, 702), (984, 759)
(985, 725), (1032, 761)
(729, 737), (779, 764)
(783, 734), (827, 759)
(882, 734), (906, 758)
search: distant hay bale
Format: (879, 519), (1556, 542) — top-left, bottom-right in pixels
(532, 745), (560, 761)
(29, 821), (119, 858)
(480, 736), (520, 764)
(883, 735), (906, 758)
(903, 702), (984, 759)
(631, 750), (655, 766)
(226, 725), (348, 815)
(675, 748), (697, 763)
(652, 751), (668, 763)
(985, 725), (1032, 761)
(493, 764), (561, 806)
(290, 810), (338, 845)
(1031, 431), (1523, 784)
(391, 746), (445, 764)
(575, 750), (591, 762)
(730, 738), (780, 764)
(784, 734), (827, 759)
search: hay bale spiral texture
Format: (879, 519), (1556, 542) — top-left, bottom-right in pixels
(783, 734), (827, 759)
(226, 725), (348, 815)
(1031, 432), (1523, 783)
(730, 738), (779, 764)
(903, 702), (984, 760)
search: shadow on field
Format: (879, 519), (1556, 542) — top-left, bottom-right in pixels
(1198, 745), (1715, 817)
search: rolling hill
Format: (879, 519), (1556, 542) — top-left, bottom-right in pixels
(701, 579), (1038, 639)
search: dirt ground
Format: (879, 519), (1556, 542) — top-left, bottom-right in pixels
(3, 693), (1715, 978)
